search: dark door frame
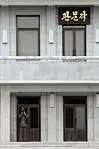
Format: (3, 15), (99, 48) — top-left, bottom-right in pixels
(63, 96), (87, 141)
(17, 96), (41, 142)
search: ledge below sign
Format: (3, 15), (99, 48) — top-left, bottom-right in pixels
(58, 7), (90, 25)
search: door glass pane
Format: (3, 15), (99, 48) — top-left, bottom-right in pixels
(64, 96), (86, 105)
(65, 106), (75, 141)
(76, 30), (85, 56)
(29, 107), (39, 141)
(18, 30), (38, 56)
(76, 106), (86, 141)
(64, 30), (73, 56)
(66, 107), (74, 128)
(30, 107), (38, 128)
(17, 17), (39, 28)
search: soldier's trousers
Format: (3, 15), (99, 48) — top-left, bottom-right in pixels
(19, 127), (27, 142)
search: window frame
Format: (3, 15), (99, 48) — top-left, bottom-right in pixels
(62, 25), (86, 56)
(16, 15), (40, 56)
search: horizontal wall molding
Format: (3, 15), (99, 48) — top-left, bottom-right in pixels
(1, 56), (99, 61)
(0, 0), (99, 6)
(1, 80), (99, 84)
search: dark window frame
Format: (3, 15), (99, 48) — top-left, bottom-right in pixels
(62, 25), (86, 56)
(63, 96), (87, 141)
(16, 15), (40, 56)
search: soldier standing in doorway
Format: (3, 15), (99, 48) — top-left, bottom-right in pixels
(18, 107), (28, 141)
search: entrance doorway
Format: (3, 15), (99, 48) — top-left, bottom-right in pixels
(17, 96), (41, 142)
(63, 26), (86, 56)
(63, 96), (87, 141)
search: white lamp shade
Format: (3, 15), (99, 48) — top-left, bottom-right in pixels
(96, 29), (99, 43)
(49, 93), (55, 108)
(3, 29), (8, 44)
(49, 30), (54, 44)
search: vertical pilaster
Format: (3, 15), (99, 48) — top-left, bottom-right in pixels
(10, 93), (17, 142)
(56, 95), (63, 142)
(87, 94), (94, 141)
(94, 93), (99, 141)
(1, 85), (10, 142)
(46, 6), (56, 56)
(41, 94), (48, 142)
(48, 93), (56, 142)
(1, 6), (9, 56)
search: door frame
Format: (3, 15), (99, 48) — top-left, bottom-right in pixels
(62, 26), (86, 56)
(17, 97), (41, 142)
(63, 96), (87, 141)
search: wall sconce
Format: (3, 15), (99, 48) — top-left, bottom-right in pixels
(96, 29), (99, 43)
(3, 29), (8, 44)
(49, 93), (55, 108)
(49, 29), (54, 44)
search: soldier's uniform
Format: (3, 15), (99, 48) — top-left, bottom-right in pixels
(19, 109), (28, 141)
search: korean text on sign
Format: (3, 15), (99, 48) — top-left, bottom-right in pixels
(61, 10), (88, 22)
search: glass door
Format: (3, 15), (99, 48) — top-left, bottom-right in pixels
(63, 96), (87, 141)
(17, 96), (40, 142)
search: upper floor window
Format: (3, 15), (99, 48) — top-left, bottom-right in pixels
(16, 16), (40, 56)
(63, 26), (86, 56)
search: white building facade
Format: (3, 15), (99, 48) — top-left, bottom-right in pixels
(0, 0), (99, 148)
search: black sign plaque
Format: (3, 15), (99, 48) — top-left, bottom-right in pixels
(58, 7), (90, 25)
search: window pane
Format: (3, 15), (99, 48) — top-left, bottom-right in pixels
(64, 96), (86, 105)
(64, 30), (73, 56)
(76, 30), (85, 56)
(18, 30), (38, 56)
(66, 107), (74, 128)
(17, 17), (39, 28)
(76, 106), (86, 141)
(30, 107), (39, 128)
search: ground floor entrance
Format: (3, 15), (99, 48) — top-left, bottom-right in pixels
(16, 95), (87, 142)
(63, 96), (87, 141)
(17, 96), (41, 142)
